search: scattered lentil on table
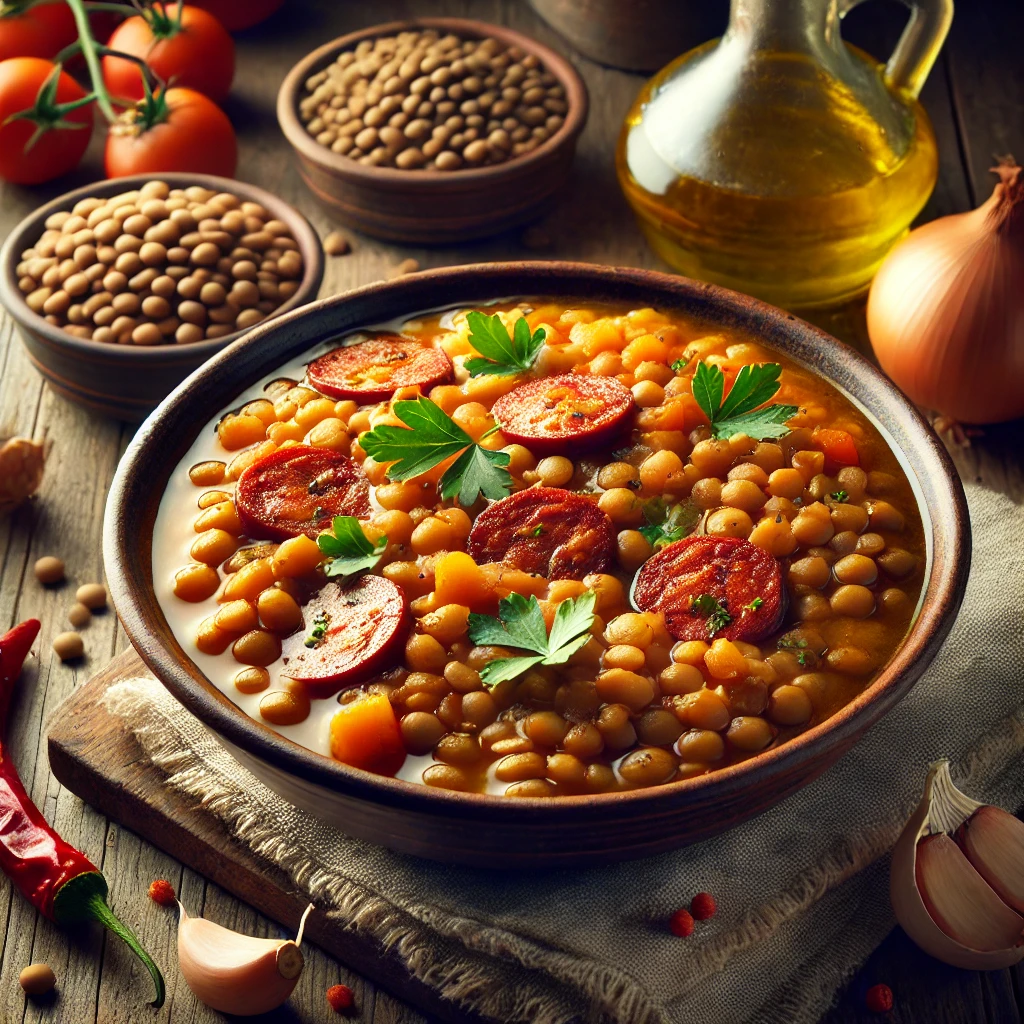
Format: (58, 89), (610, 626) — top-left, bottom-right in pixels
(52, 631), (84, 661)
(33, 555), (64, 584)
(323, 231), (351, 256)
(389, 258), (420, 279)
(299, 29), (569, 170)
(19, 963), (56, 996)
(75, 582), (108, 609)
(67, 602), (92, 628)
(15, 181), (304, 346)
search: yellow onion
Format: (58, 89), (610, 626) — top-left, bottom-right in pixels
(867, 160), (1024, 424)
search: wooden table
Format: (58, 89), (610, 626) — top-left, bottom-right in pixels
(0, 1), (1021, 1021)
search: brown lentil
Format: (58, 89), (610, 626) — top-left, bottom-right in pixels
(299, 30), (568, 171)
(16, 182), (304, 345)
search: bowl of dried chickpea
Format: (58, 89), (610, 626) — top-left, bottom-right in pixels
(0, 173), (324, 422)
(276, 18), (588, 243)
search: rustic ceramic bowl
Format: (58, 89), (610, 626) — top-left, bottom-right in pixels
(276, 19), (589, 243)
(103, 263), (970, 867)
(0, 173), (324, 423)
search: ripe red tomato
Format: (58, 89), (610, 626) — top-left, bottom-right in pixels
(103, 5), (234, 104)
(0, 57), (92, 185)
(188, 0), (283, 32)
(0, 3), (77, 62)
(104, 86), (237, 178)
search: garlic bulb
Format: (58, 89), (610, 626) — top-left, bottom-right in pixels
(177, 902), (313, 1016)
(0, 437), (45, 511)
(890, 761), (1024, 968)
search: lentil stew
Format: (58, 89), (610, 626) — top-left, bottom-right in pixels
(153, 300), (926, 798)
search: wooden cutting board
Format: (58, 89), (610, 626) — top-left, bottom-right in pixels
(46, 648), (486, 1024)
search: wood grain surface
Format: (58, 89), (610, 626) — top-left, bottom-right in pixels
(0, 1), (1021, 1022)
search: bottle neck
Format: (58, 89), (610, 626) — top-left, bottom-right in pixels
(725, 0), (842, 52)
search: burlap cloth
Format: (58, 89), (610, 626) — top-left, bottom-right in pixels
(103, 484), (1024, 1024)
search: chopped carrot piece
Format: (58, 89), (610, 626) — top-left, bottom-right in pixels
(811, 427), (860, 473)
(434, 551), (495, 611)
(330, 694), (405, 775)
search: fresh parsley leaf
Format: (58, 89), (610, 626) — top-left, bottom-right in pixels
(464, 311), (546, 377)
(692, 361), (799, 441)
(670, 358), (689, 372)
(467, 591), (597, 688)
(691, 593), (732, 637)
(639, 499), (700, 550)
(360, 398), (470, 478)
(304, 611), (331, 648)
(830, 489), (849, 503)
(439, 444), (512, 507)
(360, 397), (512, 507)
(744, 597), (763, 612)
(778, 636), (813, 667)
(468, 591), (550, 652)
(317, 515), (387, 581)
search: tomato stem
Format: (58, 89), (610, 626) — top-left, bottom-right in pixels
(80, 1), (137, 12)
(63, 0), (117, 122)
(139, 0), (183, 41)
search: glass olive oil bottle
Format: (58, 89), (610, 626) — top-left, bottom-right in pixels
(617, 0), (952, 310)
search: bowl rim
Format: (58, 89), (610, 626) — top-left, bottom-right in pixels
(104, 261), (970, 821)
(276, 17), (590, 187)
(0, 172), (325, 363)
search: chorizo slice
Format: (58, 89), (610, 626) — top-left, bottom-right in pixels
(491, 375), (635, 456)
(281, 576), (409, 699)
(467, 486), (615, 580)
(307, 336), (453, 401)
(235, 445), (370, 541)
(632, 535), (785, 643)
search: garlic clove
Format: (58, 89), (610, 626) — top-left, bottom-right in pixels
(0, 437), (45, 511)
(890, 761), (1024, 969)
(177, 902), (312, 1016)
(915, 835), (1024, 952)
(960, 805), (1024, 913)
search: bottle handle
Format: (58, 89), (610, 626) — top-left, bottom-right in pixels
(840, 0), (953, 98)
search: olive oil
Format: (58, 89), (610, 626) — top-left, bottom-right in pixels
(618, 39), (940, 310)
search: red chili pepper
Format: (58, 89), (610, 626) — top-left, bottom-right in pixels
(0, 620), (164, 1006)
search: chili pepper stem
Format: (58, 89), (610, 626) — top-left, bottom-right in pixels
(53, 871), (165, 1007)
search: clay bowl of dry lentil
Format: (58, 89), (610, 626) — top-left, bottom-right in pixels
(104, 262), (969, 867)
(0, 173), (324, 422)
(276, 19), (588, 243)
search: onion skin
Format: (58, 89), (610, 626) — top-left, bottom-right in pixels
(890, 762), (1024, 969)
(867, 162), (1024, 424)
